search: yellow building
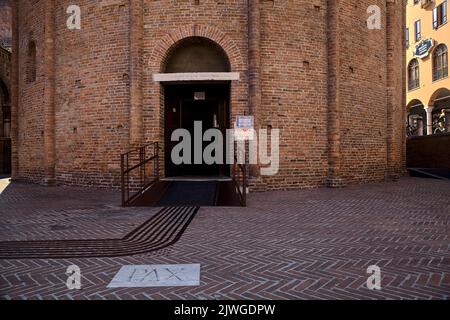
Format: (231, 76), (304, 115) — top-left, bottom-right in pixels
(406, 0), (449, 136)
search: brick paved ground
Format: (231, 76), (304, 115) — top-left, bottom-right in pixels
(0, 176), (449, 300)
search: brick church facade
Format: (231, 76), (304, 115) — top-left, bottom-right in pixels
(10, 1), (406, 190)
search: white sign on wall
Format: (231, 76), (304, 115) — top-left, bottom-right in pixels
(234, 116), (255, 141)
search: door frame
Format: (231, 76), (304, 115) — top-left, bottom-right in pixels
(163, 82), (231, 178)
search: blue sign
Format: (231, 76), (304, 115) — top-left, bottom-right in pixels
(414, 39), (434, 59)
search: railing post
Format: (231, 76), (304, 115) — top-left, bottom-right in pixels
(143, 146), (146, 186)
(126, 153), (129, 205)
(243, 163), (247, 207)
(121, 154), (125, 207)
(140, 146), (144, 187)
(233, 141), (237, 181)
(118, 142), (163, 206)
(154, 142), (159, 180)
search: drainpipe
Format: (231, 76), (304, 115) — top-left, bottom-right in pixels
(248, 0), (261, 177)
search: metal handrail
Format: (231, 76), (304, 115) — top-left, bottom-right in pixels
(120, 142), (159, 207)
(233, 144), (248, 207)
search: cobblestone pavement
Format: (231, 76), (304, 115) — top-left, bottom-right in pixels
(0, 177), (449, 300)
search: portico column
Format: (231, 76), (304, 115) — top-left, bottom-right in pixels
(425, 106), (434, 135)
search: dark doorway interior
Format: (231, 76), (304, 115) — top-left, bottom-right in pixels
(164, 83), (230, 177)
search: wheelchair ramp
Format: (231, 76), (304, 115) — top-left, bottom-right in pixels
(408, 168), (450, 180)
(131, 179), (242, 207)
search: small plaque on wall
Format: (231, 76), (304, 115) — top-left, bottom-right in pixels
(234, 115), (255, 141)
(194, 92), (206, 100)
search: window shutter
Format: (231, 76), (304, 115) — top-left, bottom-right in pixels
(415, 21), (418, 40)
(443, 1), (447, 24)
(417, 20), (421, 40)
(406, 28), (409, 48)
(433, 7), (438, 29)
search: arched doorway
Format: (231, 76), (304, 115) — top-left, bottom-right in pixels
(162, 37), (231, 178)
(407, 99), (426, 137)
(428, 88), (450, 134)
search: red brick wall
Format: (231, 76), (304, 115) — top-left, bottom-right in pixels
(339, 0), (389, 184)
(259, 0), (329, 189)
(16, 0), (46, 183)
(53, 1), (131, 187)
(13, 1), (405, 190)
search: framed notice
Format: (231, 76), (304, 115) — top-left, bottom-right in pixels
(234, 116), (255, 141)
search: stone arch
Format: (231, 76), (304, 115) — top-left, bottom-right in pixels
(163, 37), (231, 73)
(145, 25), (247, 168)
(406, 99), (426, 137)
(428, 88), (450, 106)
(406, 99), (424, 111)
(149, 24), (244, 72)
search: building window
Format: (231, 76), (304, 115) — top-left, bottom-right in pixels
(406, 27), (410, 48)
(26, 41), (37, 83)
(414, 20), (421, 42)
(408, 58), (420, 90)
(433, 1), (447, 29)
(433, 44), (448, 81)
